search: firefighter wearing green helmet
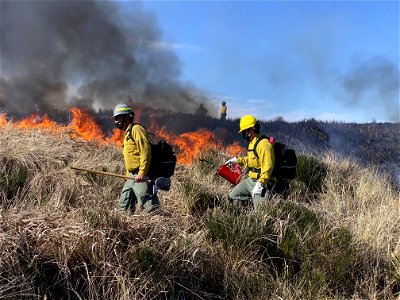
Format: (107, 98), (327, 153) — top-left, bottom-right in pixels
(225, 115), (275, 209)
(113, 103), (159, 213)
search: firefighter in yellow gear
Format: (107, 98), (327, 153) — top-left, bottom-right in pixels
(113, 103), (159, 213)
(225, 115), (275, 209)
(220, 101), (227, 121)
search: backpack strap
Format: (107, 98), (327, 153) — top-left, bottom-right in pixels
(249, 135), (268, 159)
(125, 123), (147, 142)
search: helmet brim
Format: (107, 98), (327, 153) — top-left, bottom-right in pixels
(238, 126), (250, 133)
(112, 112), (129, 118)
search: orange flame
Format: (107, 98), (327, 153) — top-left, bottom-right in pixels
(0, 107), (245, 164)
(225, 142), (244, 158)
(105, 128), (125, 146)
(0, 113), (7, 128)
(147, 124), (232, 165)
(68, 107), (104, 142)
(174, 129), (220, 165)
(15, 114), (63, 133)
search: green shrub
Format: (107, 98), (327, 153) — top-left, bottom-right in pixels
(300, 227), (361, 296)
(204, 206), (277, 255)
(295, 155), (327, 194)
(205, 202), (321, 263)
(273, 202), (320, 234)
(204, 202), (324, 298)
(264, 202), (321, 276)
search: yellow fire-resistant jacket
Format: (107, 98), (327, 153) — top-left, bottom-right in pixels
(237, 135), (275, 186)
(123, 123), (151, 176)
(220, 105), (227, 114)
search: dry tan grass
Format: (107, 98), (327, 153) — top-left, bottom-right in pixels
(1, 126), (399, 299)
(320, 153), (400, 256)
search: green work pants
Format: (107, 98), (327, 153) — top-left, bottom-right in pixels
(229, 177), (273, 210)
(119, 179), (159, 213)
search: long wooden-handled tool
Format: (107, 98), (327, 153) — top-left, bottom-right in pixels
(71, 166), (138, 181)
(70, 166), (171, 191)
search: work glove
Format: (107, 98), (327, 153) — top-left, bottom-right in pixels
(225, 157), (238, 165)
(251, 181), (264, 198)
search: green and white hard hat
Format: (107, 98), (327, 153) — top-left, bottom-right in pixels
(113, 103), (133, 117)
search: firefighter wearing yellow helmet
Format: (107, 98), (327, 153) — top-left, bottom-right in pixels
(113, 103), (159, 213)
(225, 115), (275, 209)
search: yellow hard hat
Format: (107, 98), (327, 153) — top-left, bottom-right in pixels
(239, 115), (257, 132)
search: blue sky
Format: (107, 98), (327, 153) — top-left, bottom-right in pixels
(136, 1), (399, 122)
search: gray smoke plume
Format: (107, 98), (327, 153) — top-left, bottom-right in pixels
(0, 0), (212, 116)
(341, 56), (399, 122)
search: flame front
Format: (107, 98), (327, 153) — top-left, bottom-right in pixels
(15, 114), (62, 132)
(145, 124), (239, 165)
(69, 107), (104, 142)
(0, 108), (245, 164)
(174, 129), (219, 165)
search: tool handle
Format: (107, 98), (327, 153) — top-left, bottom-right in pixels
(70, 166), (151, 182)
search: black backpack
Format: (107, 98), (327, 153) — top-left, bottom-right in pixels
(148, 140), (177, 180)
(252, 136), (297, 180)
(126, 124), (177, 180)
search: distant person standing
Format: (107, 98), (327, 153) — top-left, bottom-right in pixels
(220, 101), (227, 121)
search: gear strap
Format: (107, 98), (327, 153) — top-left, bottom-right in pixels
(248, 135), (268, 159)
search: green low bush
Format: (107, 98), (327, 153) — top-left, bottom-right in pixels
(295, 155), (327, 194)
(299, 227), (361, 297)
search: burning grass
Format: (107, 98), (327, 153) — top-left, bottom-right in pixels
(0, 125), (399, 299)
(0, 107), (245, 167)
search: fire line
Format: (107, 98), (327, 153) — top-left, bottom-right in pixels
(0, 108), (244, 165)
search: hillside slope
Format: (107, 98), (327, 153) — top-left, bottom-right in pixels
(0, 126), (399, 299)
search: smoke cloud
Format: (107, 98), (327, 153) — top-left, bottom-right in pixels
(0, 1), (211, 116)
(341, 56), (399, 122)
